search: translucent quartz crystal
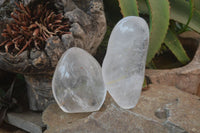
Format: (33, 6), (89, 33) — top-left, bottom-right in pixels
(102, 16), (149, 109)
(52, 47), (106, 113)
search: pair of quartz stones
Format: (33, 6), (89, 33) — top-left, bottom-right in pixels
(52, 16), (149, 113)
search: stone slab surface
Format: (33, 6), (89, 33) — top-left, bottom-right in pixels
(43, 84), (200, 133)
(0, 123), (26, 133)
(0, 129), (25, 133)
(6, 111), (45, 133)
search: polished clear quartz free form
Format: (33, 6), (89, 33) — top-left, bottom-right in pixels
(102, 16), (149, 109)
(52, 47), (106, 113)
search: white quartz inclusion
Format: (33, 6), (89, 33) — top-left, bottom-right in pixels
(102, 16), (149, 109)
(52, 47), (106, 113)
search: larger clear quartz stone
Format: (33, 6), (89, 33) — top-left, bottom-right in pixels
(52, 47), (106, 113)
(102, 16), (149, 109)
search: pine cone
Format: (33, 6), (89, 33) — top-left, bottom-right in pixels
(0, 2), (71, 56)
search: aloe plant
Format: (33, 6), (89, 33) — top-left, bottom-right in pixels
(109, 0), (200, 66)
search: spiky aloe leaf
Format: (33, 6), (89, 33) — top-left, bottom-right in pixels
(137, 0), (148, 14)
(169, 0), (200, 33)
(118, 0), (139, 16)
(164, 29), (190, 64)
(194, 0), (200, 11)
(178, 0), (194, 34)
(146, 0), (170, 64)
(142, 78), (148, 90)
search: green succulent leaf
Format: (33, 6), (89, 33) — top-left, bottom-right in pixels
(137, 0), (148, 14)
(164, 29), (190, 64)
(118, 0), (139, 16)
(142, 78), (147, 88)
(169, 0), (200, 33)
(194, 0), (200, 11)
(146, 0), (170, 64)
(177, 0), (194, 34)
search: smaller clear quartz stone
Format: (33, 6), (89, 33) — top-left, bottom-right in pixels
(52, 47), (106, 113)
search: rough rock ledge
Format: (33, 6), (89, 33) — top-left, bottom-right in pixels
(42, 84), (200, 133)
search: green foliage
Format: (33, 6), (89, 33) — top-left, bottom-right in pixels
(137, 0), (148, 14)
(145, 0), (170, 64)
(115, 0), (200, 66)
(164, 29), (190, 64)
(118, 0), (139, 16)
(194, 0), (200, 11)
(176, 0), (194, 34)
(169, 0), (200, 33)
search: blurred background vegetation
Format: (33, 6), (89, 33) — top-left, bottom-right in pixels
(97, 0), (200, 69)
(1, 0), (200, 111)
